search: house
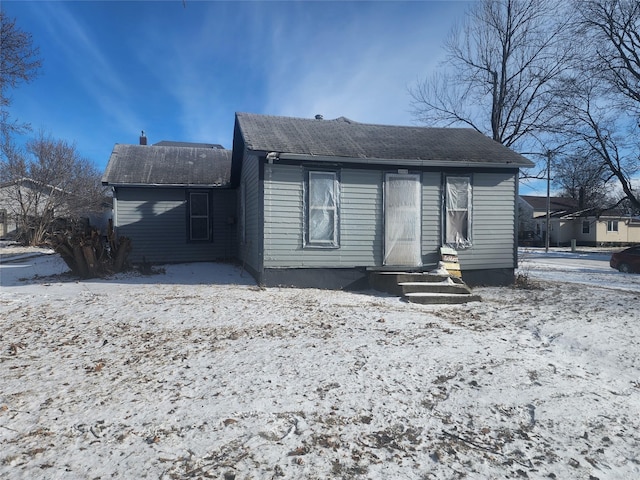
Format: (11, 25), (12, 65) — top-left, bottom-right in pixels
(518, 195), (578, 245)
(102, 114), (534, 287)
(232, 113), (534, 288)
(0, 177), (100, 242)
(569, 210), (640, 246)
(519, 195), (640, 246)
(101, 141), (237, 263)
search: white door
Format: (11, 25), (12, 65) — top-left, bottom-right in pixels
(384, 173), (422, 266)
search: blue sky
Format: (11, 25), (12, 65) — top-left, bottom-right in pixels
(4, 1), (475, 170)
(4, 0), (553, 195)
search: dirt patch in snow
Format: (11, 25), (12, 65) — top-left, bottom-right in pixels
(1, 256), (639, 479)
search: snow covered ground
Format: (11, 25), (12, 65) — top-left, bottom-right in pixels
(1, 246), (639, 479)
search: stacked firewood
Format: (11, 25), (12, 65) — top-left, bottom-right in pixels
(49, 220), (131, 278)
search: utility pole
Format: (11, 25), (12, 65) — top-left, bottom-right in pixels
(545, 150), (551, 253)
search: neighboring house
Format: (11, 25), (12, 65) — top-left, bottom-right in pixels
(0, 177), (75, 240)
(232, 113), (534, 288)
(549, 209), (640, 246)
(519, 195), (640, 246)
(518, 195), (578, 245)
(102, 142), (236, 263)
(572, 210), (640, 246)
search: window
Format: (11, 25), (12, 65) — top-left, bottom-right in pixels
(306, 171), (339, 247)
(445, 176), (472, 248)
(607, 220), (618, 233)
(582, 220), (590, 234)
(188, 191), (211, 241)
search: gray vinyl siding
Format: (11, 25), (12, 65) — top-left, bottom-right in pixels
(341, 169), (383, 265)
(114, 187), (237, 263)
(421, 173), (442, 266)
(238, 153), (263, 274)
(458, 172), (517, 270)
(260, 163), (517, 271)
(263, 164), (303, 266)
(263, 165), (382, 268)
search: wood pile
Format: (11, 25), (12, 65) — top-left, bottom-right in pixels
(440, 246), (462, 277)
(49, 220), (131, 278)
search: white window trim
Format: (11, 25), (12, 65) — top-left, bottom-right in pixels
(444, 175), (472, 249)
(305, 170), (339, 248)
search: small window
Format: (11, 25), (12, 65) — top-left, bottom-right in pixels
(445, 176), (472, 248)
(306, 171), (339, 247)
(582, 220), (590, 234)
(188, 191), (211, 241)
(607, 220), (618, 233)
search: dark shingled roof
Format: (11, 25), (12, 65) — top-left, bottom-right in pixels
(102, 144), (232, 186)
(520, 195), (578, 213)
(153, 141), (225, 149)
(234, 112), (534, 167)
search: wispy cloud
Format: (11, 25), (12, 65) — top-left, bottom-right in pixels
(33, 2), (143, 135)
(4, 0), (471, 165)
(132, 1), (469, 146)
(130, 2), (248, 144)
(260, 2), (468, 125)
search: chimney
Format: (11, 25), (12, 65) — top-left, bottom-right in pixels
(139, 130), (147, 145)
(314, 114), (323, 120)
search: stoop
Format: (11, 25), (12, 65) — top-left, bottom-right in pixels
(369, 271), (481, 304)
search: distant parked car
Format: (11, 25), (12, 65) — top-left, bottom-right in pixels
(610, 246), (640, 273)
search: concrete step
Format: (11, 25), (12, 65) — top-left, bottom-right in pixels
(369, 271), (481, 304)
(404, 292), (482, 305)
(370, 272), (456, 295)
(398, 280), (473, 295)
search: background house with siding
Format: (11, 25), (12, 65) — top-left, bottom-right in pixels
(547, 210), (640, 247)
(102, 141), (236, 264)
(0, 177), (108, 242)
(571, 210), (640, 246)
(232, 113), (534, 288)
(519, 195), (640, 246)
(518, 195), (578, 245)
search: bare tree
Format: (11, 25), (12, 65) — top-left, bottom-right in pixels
(554, 77), (640, 211)
(1, 132), (107, 245)
(554, 1), (640, 212)
(552, 153), (613, 210)
(0, 11), (42, 140)
(410, 0), (571, 150)
(577, 0), (640, 106)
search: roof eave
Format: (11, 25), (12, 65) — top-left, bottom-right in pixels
(104, 182), (231, 188)
(276, 152), (533, 169)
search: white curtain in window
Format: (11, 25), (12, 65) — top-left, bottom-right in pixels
(308, 172), (337, 244)
(445, 176), (471, 248)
